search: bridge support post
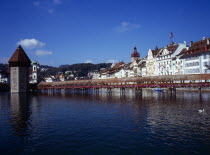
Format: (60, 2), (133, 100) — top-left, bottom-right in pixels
(135, 88), (142, 94)
(169, 87), (176, 94)
(120, 88), (125, 94)
(107, 88), (112, 93)
(93, 88), (99, 94)
(169, 87), (172, 94)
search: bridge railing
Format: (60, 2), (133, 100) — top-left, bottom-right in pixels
(37, 74), (210, 89)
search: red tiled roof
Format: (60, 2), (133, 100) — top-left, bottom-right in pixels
(166, 44), (179, 53)
(112, 62), (125, 69)
(180, 38), (210, 58)
(151, 49), (160, 56)
(99, 62), (125, 75)
(8, 45), (31, 67)
(156, 44), (179, 57)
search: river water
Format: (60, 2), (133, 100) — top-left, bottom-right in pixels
(0, 90), (209, 154)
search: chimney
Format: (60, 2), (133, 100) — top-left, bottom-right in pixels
(207, 38), (210, 45)
(190, 41), (193, 47)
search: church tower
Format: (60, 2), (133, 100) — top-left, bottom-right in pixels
(31, 61), (40, 83)
(131, 47), (140, 62)
(8, 45), (31, 93)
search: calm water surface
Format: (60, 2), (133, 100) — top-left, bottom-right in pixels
(0, 90), (209, 154)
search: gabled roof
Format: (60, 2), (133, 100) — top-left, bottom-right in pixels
(8, 45), (31, 67)
(157, 44), (179, 57)
(180, 38), (210, 58)
(112, 62), (125, 68)
(151, 49), (160, 56)
(166, 44), (179, 53)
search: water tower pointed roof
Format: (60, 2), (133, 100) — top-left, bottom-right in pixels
(8, 45), (31, 67)
(131, 46), (140, 58)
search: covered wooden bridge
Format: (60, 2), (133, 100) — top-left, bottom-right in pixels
(37, 74), (210, 92)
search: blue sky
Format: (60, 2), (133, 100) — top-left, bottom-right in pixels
(0, 0), (210, 66)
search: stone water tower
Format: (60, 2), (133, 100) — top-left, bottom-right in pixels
(8, 45), (31, 93)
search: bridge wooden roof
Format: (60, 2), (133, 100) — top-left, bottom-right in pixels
(38, 74), (210, 87)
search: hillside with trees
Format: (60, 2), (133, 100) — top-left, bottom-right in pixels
(39, 63), (112, 80)
(0, 63), (8, 72)
(0, 63), (112, 80)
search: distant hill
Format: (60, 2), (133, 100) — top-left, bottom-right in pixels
(0, 62), (112, 79)
(39, 63), (112, 79)
(0, 63), (8, 72)
(59, 63), (111, 77)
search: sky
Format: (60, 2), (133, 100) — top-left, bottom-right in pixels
(0, 0), (210, 66)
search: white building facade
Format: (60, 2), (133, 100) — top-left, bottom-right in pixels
(155, 42), (186, 76)
(182, 37), (210, 74)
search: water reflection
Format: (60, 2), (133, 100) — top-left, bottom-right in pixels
(10, 93), (32, 136)
(0, 90), (208, 154)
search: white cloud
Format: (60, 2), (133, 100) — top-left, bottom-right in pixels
(35, 50), (53, 56)
(106, 60), (118, 63)
(33, 0), (62, 14)
(115, 22), (140, 32)
(33, 1), (40, 7)
(0, 57), (9, 63)
(17, 38), (45, 49)
(53, 0), (62, 5)
(84, 60), (93, 63)
(48, 9), (54, 14)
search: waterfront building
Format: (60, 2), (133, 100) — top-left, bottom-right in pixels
(98, 47), (143, 79)
(172, 48), (185, 75)
(145, 47), (159, 76)
(181, 37), (210, 74)
(0, 71), (9, 83)
(138, 59), (147, 77)
(88, 70), (100, 79)
(45, 76), (56, 82)
(8, 45), (31, 92)
(65, 71), (75, 80)
(56, 73), (65, 81)
(99, 61), (125, 79)
(155, 42), (187, 75)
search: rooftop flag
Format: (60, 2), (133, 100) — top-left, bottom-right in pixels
(170, 32), (173, 39)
